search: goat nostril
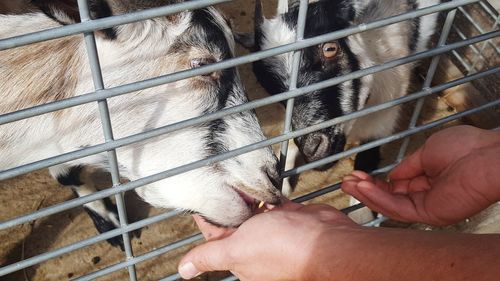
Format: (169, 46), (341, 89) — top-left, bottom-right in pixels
(265, 167), (281, 189)
(310, 137), (321, 155)
(303, 134), (330, 161)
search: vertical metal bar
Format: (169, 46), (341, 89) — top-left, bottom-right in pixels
(279, 0), (309, 184)
(397, 9), (458, 162)
(452, 49), (473, 71)
(76, 1), (137, 280)
(158, 273), (182, 281)
(454, 26), (489, 66)
(458, 6), (500, 53)
(479, 0), (498, 21)
(468, 14), (499, 73)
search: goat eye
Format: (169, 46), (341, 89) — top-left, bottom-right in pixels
(190, 57), (217, 77)
(321, 42), (339, 59)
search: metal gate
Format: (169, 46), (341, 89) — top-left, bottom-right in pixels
(0, 0), (498, 280)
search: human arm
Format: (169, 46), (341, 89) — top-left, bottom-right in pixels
(342, 125), (500, 225)
(179, 202), (500, 281)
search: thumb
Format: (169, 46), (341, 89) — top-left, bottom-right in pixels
(178, 239), (233, 279)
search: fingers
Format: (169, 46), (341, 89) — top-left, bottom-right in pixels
(391, 175), (431, 194)
(390, 147), (425, 181)
(351, 170), (373, 181)
(179, 239), (232, 279)
(343, 171), (392, 192)
(343, 179), (421, 222)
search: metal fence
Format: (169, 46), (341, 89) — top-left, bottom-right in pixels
(0, 0), (498, 280)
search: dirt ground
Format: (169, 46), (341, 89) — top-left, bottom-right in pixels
(1, 1), (499, 281)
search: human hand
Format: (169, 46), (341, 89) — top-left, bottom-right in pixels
(342, 125), (500, 226)
(178, 201), (359, 281)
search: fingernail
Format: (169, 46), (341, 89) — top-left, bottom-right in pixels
(343, 175), (357, 181)
(179, 262), (201, 279)
(357, 181), (372, 189)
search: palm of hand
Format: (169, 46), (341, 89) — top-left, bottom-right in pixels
(342, 126), (500, 226)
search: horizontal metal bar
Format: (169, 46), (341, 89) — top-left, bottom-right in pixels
(1, 30), (497, 183)
(0, 0), (480, 126)
(158, 170), (403, 281)
(458, 6), (500, 53)
(0, 163), (397, 277)
(160, 123), (500, 281)
(158, 273), (182, 281)
(285, 99), (500, 175)
(292, 164), (397, 204)
(0, 0), (495, 279)
(479, 1), (498, 21)
(341, 203), (366, 215)
(1, 66), (497, 232)
(452, 49), (474, 71)
(5, 95), (497, 278)
(275, 66), (498, 175)
(363, 216), (389, 227)
(73, 234), (204, 281)
(0, 0), (231, 50)
(0, 209), (180, 276)
(453, 26), (489, 62)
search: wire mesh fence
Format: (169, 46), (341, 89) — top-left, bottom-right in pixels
(0, 0), (498, 280)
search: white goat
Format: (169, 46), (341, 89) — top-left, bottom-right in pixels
(0, 0), (281, 249)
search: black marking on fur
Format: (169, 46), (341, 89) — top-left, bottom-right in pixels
(84, 206), (124, 250)
(189, 9), (242, 157)
(32, 0), (116, 40)
(103, 196), (119, 214)
(408, 0), (421, 52)
(31, 0), (80, 25)
(191, 8), (235, 108)
(205, 119), (229, 156)
(252, 58), (289, 99)
(354, 145), (381, 173)
(57, 165), (84, 186)
(282, 0), (355, 33)
(254, 0), (368, 166)
(254, 0), (356, 103)
(340, 38), (362, 114)
(265, 162), (281, 189)
(89, 0), (117, 40)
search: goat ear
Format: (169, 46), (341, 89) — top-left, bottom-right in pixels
(234, 32), (256, 50)
(31, 0), (116, 39)
(336, 1), (356, 22)
(279, 0), (328, 14)
(252, 0), (265, 51)
(31, 0), (81, 24)
(235, 0), (262, 50)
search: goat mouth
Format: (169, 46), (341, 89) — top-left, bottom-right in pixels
(231, 187), (276, 214)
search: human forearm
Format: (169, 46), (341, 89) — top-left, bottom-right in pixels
(304, 227), (500, 281)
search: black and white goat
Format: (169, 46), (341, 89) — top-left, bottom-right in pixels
(0, 0), (282, 248)
(247, 0), (440, 185)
